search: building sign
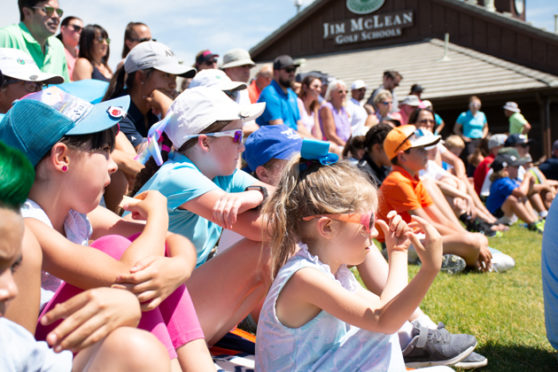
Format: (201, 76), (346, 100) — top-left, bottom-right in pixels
(322, 10), (413, 45)
(346, 0), (386, 15)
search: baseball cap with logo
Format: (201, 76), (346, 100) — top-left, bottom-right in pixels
(243, 124), (302, 172)
(0, 48), (63, 84)
(124, 41), (196, 78)
(383, 125), (441, 160)
(491, 153), (528, 172)
(188, 69), (246, 92)
(0, 86), (129, 165)
(163, 86), (265, 149)
(221, 48), (255, 69)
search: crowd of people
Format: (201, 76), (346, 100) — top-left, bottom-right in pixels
(1, 1), (557, 371)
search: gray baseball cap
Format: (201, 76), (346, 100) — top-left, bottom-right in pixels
(124, 41), (196, 78)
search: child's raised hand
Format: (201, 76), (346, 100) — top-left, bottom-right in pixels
(376, 210), (412, 254)
(407, 215), (443, 272)
(120, 191), (168, 221)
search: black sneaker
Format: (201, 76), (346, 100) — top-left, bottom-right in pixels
(402, 322), (477, 368)
(453, 351), (488, 369)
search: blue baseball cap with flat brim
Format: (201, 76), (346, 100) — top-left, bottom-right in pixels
(55, 79), (109, 104)
(243, 124), (302, 172)
(0, 86), (129, 166)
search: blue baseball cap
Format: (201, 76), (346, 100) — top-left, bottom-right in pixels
(243, 124), (302, 172)
(0, 86), (129, 166)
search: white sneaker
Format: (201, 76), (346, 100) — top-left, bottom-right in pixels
(489, 247), (515, 273)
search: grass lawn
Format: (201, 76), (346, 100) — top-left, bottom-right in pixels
(405, 225), (557, 371)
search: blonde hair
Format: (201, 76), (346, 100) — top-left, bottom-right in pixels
(263, 157), (377, 278)
(373, 89), (392, 106)
(444, 135), (465, 150)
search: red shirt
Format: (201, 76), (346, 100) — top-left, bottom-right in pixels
(473, 153), (495, 195)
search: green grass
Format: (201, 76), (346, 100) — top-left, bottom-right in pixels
(406, 225), (556, 371)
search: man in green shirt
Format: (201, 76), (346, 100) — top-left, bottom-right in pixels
(0, 0), (69, 81)
(504, 101), (531, 135)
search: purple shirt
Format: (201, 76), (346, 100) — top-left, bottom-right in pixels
(320, 101), (351, 142)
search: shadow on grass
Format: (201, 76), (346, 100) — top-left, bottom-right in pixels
(468, 343), (557, 372)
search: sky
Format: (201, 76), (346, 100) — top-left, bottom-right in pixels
(1, 0), (556, 71)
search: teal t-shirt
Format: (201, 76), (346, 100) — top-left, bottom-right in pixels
(135, 152), (257, 266)
(0, 23), (69, 81)
(456, 110), (486, 139)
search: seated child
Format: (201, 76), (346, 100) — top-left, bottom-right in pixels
(256, 139), (459, 371)
(486, 154), (544, 233)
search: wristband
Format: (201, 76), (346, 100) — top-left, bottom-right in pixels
(245, 185), (268, 204)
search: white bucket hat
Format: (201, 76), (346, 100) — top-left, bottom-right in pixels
(0, 48), (63, 84)
(503, 101), (520, 113)
(220, 48), (255, 69)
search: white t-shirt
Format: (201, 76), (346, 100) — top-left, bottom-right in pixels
(346, 97), (368, 136)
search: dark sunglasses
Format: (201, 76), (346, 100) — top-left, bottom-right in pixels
(33, 6), (63, 17)
(419, 119), (435, 124)
(380, 101), (392, 105)
(68, 24), (82, 33)
(3, 77), (44, 93)
(130, 37), (153, 43)
(284, 67), (296, 73)
(95, 36), (111, 44)
(203, 59), (218, 66)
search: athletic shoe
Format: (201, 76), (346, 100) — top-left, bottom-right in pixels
(488, 247), (515, 273)
(526, 220), (544, 234)
(453, 351), (488, 369)
(441, 254), (467, 274)
(403, 322), (477, 368)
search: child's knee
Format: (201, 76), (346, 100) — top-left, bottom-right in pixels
(102, 327), (170, 371)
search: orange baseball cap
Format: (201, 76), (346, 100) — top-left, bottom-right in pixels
(384, 125), (441, 160)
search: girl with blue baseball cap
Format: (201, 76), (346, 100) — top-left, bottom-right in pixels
(0, 86), (214, 370)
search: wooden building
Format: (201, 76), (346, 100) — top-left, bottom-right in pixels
(250, 0), (558, 158)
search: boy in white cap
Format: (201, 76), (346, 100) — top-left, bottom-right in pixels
(0, 48), (63, 113)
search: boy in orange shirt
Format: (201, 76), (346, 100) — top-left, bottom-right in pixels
(377, 125), (494, 272)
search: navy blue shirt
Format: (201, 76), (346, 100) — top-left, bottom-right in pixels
(539, 157), (558, 181)
(486, 177), (519, 214)
(256, 80), (300, 130)
(118, 99), (159, 148)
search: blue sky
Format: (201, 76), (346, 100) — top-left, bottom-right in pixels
(1, 0), (556, 70)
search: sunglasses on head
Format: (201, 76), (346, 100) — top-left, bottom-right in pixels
(302, 211), (375, 235)
(33, 6), (63, 17)
(186, 129), (243, 144)
(68, 24), (82, 33)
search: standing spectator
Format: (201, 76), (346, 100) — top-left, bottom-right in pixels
(319, 79), (351, 148)
(373, 89), (393, 123)
(248, 64), (272, 103)
(454, 95), (489, 175)
(397, 95), (421, 126)
(347, 79), (377, 136)
(297, 75), (323, 139)
(72, 24), (112, 82)
(539, 140), (558, 180)
(116, 22), (152, 70)
(121, 22), (151, 59)
(365, 70), (402, 112)
(56, 16), (82, 81)
(194, 49), (218, 71)
(473, 134), (507, 195)
(0, 47), (63, 113)
(0, 0), (68, 81)
(409, 84), (423, 100)
(421, 99), (445, 135)
(503, 101), (531, 135)
(257, 55), (312, 136)
(221, 48), (258, 135)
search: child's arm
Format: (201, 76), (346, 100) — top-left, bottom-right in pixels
(283, 216), (441, 334)
(179, 181), (274, 241)
(512, 173), (534, 198)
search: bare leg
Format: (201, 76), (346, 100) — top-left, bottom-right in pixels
(441, 233), (483, 267)
(187, 238), (271, 346)
(528, 192), (546, 215)
(422, 178), (463, 228)
(5, 227), (42, 333)
(72, 327), (172, 372)
(176, 339), (215, 372)
(502, 195), (538, 224)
